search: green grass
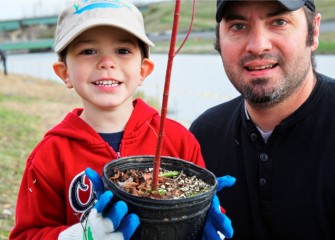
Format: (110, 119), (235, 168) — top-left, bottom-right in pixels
(135, 90), (161, 110)
(319, 31), (335, 54)
(142, 1), (217, 33)
(142, 0), (335, 33)
(0, 106), (43, 239)
(315, 0), (335, 21)
(318, 41), (335, 54)
(152, 38), (216, 54)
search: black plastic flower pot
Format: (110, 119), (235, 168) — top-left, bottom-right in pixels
(102, 155), (217, 240)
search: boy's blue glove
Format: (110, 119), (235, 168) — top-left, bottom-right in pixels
(58, 168), (140, 240)
(202, 175), (236, 240)
(85, 167), (105, 199)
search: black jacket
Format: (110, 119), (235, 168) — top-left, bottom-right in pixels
(190, 73), (335, 240)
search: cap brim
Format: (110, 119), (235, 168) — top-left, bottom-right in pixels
(55, 19), (154, 54)
(216, 0), (314, 23)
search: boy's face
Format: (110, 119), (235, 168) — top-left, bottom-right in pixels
(53, 26), (153, 111)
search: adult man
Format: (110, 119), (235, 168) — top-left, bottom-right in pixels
(190, 0), (335, 239)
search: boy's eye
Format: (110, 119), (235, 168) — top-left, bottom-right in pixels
(80, 49), (96, 55)
(116, 48), (131, 54)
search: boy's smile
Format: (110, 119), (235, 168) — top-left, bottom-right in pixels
(95, 80), (120, 88)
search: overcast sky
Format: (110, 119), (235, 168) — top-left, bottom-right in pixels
(1, 0), (163, 21)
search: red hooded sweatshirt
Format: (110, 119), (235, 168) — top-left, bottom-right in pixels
(10, 98), (205, 240)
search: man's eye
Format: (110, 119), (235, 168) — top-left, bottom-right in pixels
(273, 19), (287, 26)
(232, 23), (245, 31)
(116, 48), (131, 54)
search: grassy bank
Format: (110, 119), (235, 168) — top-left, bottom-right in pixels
(142, 0), (335, 33)
(0, 108), (41, 239)
(0, 74), (81, 239)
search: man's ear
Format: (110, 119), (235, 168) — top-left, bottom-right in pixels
(311, 13), (321, 51)
(53, 62), (73, 88)
(140, 58), (154, 79)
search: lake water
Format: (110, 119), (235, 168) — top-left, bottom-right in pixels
(5, 52), (335, 127)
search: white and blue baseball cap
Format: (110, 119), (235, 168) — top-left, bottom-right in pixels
(54, 0), (154, 57)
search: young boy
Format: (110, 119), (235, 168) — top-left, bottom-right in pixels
(10, 0), (234, 239)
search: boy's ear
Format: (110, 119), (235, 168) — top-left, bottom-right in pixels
(53, 62), (73, 88)
(140, 58), (154, 79)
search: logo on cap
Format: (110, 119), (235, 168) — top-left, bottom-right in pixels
(74, 0), (131, 14)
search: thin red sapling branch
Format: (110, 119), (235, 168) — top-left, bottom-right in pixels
(152, 0), (196, 190)
(152, 0), (181, 191)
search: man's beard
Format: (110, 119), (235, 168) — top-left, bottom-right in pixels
(242, 77), (289, 106)
(225, 53), (311, 107)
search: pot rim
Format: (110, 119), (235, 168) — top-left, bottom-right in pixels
(102, 155), (218, 203)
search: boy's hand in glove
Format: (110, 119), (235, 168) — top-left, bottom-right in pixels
(58, 169), (140, 240)
(202, 175), (236, 240)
